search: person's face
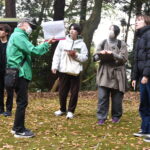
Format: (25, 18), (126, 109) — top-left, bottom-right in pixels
(69, 26), (78, 39)
(23, 22), (32, 35)
(109, 26), (114, 31)
(23, 22), (31, 30)
(108, 26), (115, 39)
(135, 16), (146, 30)
(0, 29), (8, 39)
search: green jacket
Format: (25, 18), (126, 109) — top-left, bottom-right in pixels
(6, 27), (50, 80)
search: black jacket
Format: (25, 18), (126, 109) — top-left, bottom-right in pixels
(0, 41), (7, 73)
(132, 25), (150, 81)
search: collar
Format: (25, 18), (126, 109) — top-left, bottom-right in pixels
(14, 27), (28, 36)
(136, 25), (150, 37)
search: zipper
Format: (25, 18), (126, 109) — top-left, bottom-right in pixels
(70, 40), (74, 50)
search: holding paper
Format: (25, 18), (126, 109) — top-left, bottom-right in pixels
(41, 20), (66, 40)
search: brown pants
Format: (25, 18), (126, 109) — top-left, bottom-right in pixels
(58, 72), (80, 113)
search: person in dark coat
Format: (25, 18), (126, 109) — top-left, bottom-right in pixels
(0, 24), (14, 117)
(132, 14), (150, 143)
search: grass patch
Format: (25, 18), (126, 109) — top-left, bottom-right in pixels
(0, 91), (150, 150)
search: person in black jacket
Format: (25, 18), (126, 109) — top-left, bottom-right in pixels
(132, 14), (150, 142)
(0, 24), (14, 117)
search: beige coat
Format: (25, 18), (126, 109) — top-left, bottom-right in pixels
(95, 39), (128, 93)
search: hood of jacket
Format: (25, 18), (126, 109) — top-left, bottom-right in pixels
(66, 34), (84, 44)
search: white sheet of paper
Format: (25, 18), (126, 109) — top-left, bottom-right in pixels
(41, 20), (66, 40)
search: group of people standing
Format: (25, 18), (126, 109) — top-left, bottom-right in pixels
(0, 14), (150, 143)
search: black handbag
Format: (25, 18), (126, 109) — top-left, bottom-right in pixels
(4, 68), (19, 88)
(4, 57), (26, 88)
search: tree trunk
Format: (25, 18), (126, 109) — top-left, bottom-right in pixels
(53, 0), (65, 20)
(125, 0), (134, 43)
(82, 0), (103, 58)
(5, 0), (16, 17)
(80, 0), (88, 30)
(135, 0), (143, 14)
(80, 0), (103, 83)
(49, 0), (66, 91)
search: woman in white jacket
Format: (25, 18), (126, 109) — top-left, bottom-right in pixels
(51, 23), (88, 119)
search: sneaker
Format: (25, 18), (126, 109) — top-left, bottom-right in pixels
(112, 117), (120, 123)
(14, 129), (35, 138)
(11, 129), (16, 134)
(54, 110), (66, 116)
(144, 137), (150, 142)
(11, 128), (30, 135)
(133, 131), (147, 137)
(3, 111), (12, 117)
(97, 119), (105, 125)
(66, 112), (74, 119)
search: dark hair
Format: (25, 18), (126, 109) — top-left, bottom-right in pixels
(69, 23), (81, 35)
(0, 24), (11, 35)
(111, 25), (120, 38)
(136, 14), (150, 25)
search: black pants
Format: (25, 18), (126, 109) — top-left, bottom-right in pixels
(59, 73), (80, 113)
(13, 77), (29, 132)
(0, 73), (14, 113)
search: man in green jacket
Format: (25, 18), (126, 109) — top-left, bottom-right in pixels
(6, 18), (55, 138)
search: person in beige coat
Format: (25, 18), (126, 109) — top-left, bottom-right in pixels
(93, 25), (128, 125)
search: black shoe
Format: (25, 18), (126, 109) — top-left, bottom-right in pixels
(14, 129), (35, 138)
(3, 111), (12, 117)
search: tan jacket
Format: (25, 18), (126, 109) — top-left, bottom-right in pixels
(94, 39), (128, 93)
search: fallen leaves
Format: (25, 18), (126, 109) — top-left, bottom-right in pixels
(0, 91), (148, 149)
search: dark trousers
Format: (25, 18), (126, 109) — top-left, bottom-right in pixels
(0, 73), (14, 113)
(139, 81), (150, 133)
(6, 88), (14, 112)
(58, 73), (80, 113)
(13, 77), (29, 132)
(97, 86), (124, 120)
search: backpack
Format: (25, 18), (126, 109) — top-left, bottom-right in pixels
(101, 39), (122, 50)
(93, 39), (122, 62)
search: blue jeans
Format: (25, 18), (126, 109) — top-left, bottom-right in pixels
(139, 81), (150, 133)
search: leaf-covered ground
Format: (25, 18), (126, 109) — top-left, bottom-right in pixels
(0, 91), (150, 150)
